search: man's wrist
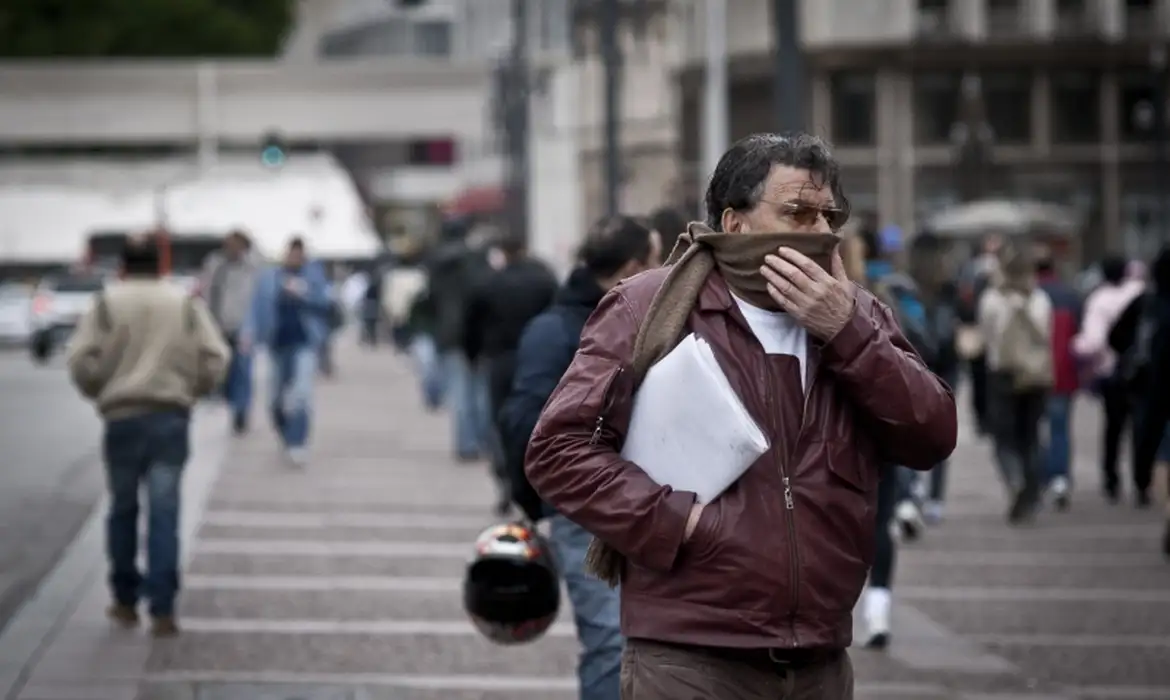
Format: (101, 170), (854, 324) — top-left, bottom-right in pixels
(683, 503), (704, 541)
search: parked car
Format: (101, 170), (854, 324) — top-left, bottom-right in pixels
(0, 282), (34, 347)
(29, 273), (106, 364)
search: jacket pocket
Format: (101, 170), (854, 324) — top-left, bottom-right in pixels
(560, 352), (625, 429)
(681, 497), (723, 564)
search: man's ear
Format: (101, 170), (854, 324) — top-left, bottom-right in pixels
(720, 208), (743, 233)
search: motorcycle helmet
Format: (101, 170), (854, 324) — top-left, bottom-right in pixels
(463, 521), (560, 645)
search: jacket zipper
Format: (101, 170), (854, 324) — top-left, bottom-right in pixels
(762, 365), (802, 648)
(589, 367), (624, 445)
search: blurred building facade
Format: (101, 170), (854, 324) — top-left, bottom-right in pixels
(664, 0), (1170, 261)
(0, 0), (586, 263)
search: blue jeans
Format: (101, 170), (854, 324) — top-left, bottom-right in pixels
(270, 345), (317, 448)
(444, 351), (490, 458)
(1045, 394), (1074, 483)
(410, 334), (444, 410)
(548, 514), (623, 700)
(103, 410), (189, 617)
(1160, 424), (1170, 463)
(224, 339), (254, 421)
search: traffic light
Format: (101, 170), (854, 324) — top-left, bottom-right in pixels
(260, 132), (287, 168)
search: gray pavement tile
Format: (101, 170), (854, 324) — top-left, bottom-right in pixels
(909, 599), (1170, 637)
(186, 553), (465, 579)
(987, 643), (1170, 688)
(194, 683), (352, 700)
(179, 589), (557, 623)
(354, 689), (574, 700)
(16, 681), (139, 700)
(144, 633), (579, 677)
(135, 683), (195, 700)
(899, 562), (1170, 590)
(201, 499), (489, 516)
(195, 525), (480, 545)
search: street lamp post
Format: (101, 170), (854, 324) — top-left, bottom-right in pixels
(599, 0), (623, 217)
(771, 0), (806, 132)
(1151, 44), (1169, 245)
(701, 0), (729, 221)
(951, 72), (994, 205)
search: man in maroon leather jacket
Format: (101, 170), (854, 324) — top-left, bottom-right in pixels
(525, 133), (957, 700)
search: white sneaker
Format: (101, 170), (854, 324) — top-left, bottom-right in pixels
(895, 500), (924, 542)
(1049, 476), (1071, 511)
(923, 500), (944, 525)
(286, 447), (309, 469)
(863, 587), (891, 649)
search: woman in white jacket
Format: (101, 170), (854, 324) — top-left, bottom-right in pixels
(1073, 257), (1146, 502)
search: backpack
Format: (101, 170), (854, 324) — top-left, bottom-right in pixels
(1119, 295), (1157, 390)
(995, 295), (1053, 392)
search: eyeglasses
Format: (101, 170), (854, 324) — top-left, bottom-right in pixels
(766, 200), (848, 232)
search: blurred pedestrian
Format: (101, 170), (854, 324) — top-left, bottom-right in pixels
(463, 232), (558, 516)
(525, 133), (956, 699)
(907, 230), (961, 522)
(425, 219), (494, 461)
(317, 265), (344, 378)
(957, 234), (1003, 436)
(499, 214), (661, 700)
(1035, 251), (1082, 510)
(200, 230), (259, 435)
(1109, 248), (1170, 524)
(1073, 255), (1146, 503)
(648, 206), (687, 242)
(860, 224), (929, 539)
(979, 242), (1052, 524)
(360, 262), (383, 347)
(240, 237), (333, 468)
(66, 236), (229, 637)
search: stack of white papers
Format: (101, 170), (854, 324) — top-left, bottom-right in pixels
(621, 334), (770, 504)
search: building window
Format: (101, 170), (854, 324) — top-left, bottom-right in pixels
(829, 71), (877, 146)
(913, 71), (962, 144)
(1051, 70), (1101, 142)
(1126, 0), (1155, 36)
(987, 0), (1022, 36)
(412, 20), (451, 56)
(1056, 0), (1092, 35)
(916, 0), (952, 37)
(983, 70), (1032, 144)
(1119, 70), (1160, 142)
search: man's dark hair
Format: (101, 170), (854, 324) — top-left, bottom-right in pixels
(497, 232), (526, 258)
(704, 132), (850, 231)
(649, 207), (688, 240)
(288, 236), (305, 252)
(122, 235), (161, 276)
(1100, 255), (1128, 285)
(1035, 255), (1055, 275)
(579, 215), (653, 279)
(228, 229), (252, 249)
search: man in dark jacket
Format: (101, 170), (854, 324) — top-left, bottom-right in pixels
(1113, 246), (1170, 549)
(462, 233), (557, 514)
(425, 218), (493, 460)
(525, 133), (956, 699)
(498, 214), (661, 700)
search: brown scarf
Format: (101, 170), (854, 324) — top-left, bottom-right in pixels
(584, 222), (840, 586)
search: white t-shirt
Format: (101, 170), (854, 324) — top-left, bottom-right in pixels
(732, 295), (809, 390)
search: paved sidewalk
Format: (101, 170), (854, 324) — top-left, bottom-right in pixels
(2, 340), (1169, 700)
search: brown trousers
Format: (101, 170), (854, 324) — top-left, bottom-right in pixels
(620, 639), (854, 700)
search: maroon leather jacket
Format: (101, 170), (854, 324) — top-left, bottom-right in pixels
(525, 267), (957, 650)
